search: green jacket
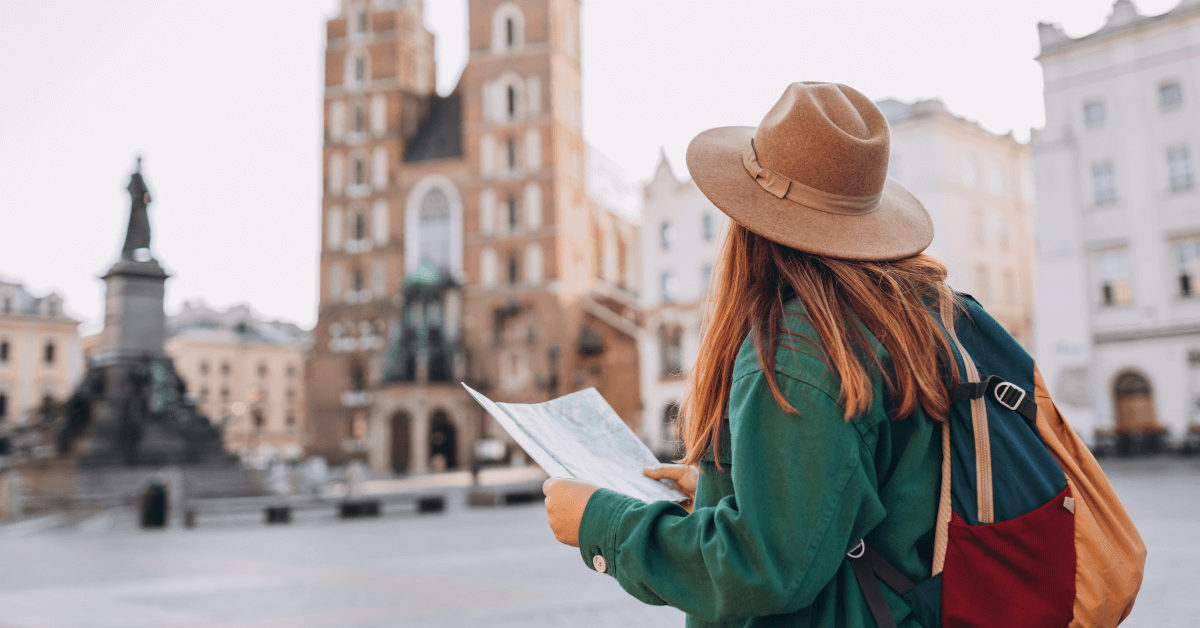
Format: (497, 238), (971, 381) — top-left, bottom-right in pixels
(578, 300), (941, 627)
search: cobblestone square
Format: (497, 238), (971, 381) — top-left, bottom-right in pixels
(0, 458), (1196, 628)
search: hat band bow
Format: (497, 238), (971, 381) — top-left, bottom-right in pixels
(742, 140), (883, 216)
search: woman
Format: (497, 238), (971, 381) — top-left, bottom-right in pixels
(543, 82), (969, 627)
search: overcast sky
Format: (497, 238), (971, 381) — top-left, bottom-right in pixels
(0, 0), (1182, 334)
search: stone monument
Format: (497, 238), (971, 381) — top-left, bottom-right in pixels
(23, 161), (256, 507)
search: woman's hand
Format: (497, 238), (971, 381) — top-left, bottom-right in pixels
(542, 478), (599, 547)
(644, 464), (699, 513)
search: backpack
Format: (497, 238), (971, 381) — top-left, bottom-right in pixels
(849, 298), (1146, 628)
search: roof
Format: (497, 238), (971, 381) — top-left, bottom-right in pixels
(0, 279), (74, 321)
(405, 95), (463, 162)
(167, 301), (310, 348)
(1038, 0), (1200, 56)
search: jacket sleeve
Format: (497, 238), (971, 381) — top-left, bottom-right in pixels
(577, 370), (887, 623)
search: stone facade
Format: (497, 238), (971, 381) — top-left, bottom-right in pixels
(877, 98), (1037, 348)
(0, 281), (82, 427)
(1034, 0), (1200, 446)
(309, 0), (640, 473)
(164, 302), (310, 460)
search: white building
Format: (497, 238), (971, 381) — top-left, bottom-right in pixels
(638, 152), (729, 458)
(1034, 0), (1200, 447)
(878, 98), (1037, 348)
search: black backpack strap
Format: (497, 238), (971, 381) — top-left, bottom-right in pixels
(848, 541), (916, 628)
(954, 374), (1038, 423)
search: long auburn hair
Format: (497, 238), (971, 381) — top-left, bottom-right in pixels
(680, 223), (963, 467)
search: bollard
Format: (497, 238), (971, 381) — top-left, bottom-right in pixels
(339, 500), (381, 518)
(417, 496), (445, 513)
(265, 506), (291, 524)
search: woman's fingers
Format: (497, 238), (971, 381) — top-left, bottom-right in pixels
(644, 464), (699, 495)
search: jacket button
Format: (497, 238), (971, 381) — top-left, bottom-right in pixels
(592, 554), (607, 573)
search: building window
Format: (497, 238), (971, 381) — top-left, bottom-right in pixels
(962, 155), (979, 186)
(972, 207), (986, 245)
(418, 187), (451, 272)
(660, 221), (675, 250)
(221, 361), (231, 376)
(525, 243), (543, 285)
(1159, 80), (1183, 110)
(1, 297), (9, 313)
(286, 413), (296, 433)
(660, 270), (679, 302)
(1003, 268), (1017, 304)
(199, 360), (209, 375)
(220, 387), (230, 402)
(1168, 146), (1193, 191)
(701, 263), (712, 292)
(974, 265), (990, 301)
(506, 17), (515, 47)
(355, 55), (365, 84)
(0, 392), (7, 420)
(287, 364), (296, 378)
(481, 247), (498, 288)
(356, 9), (367, 35)
(1084, 100), (1106, 127)
(349, 359), (366, 391)
(702, 213), (715, 243)
(252, 408), (265, 433)
(257, 362), (267, 378)
(354, 157), (367, 187)
(1092, 162), (1116, 205)
(507, 251), (519, 284)
(1094, 249), (1132, 306)
(507, 195), (519, 231)
(353, 103), (365, 134)
(997, 212), (1010, 250)
(44, 341), (55, 365)
(198, 387), (209, 404)
(659, 324), (684, 377)
(353, 267), (364, 294)
(1174, 239), (1200, 298)
(507, 85), (516, 119)
(506, 138), (517, 171)
(0, 340), (8, 363)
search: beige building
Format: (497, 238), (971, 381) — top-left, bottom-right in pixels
(878, 98), (1037, 347)
(0, 280), (83, 426)
(164, 302), (310, 460)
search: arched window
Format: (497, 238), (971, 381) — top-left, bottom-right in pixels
(507, 251), (519, 284)
(506, 138), (517, 171)
(354, 157), (366, 186)
(1114, 371), (1158, 434)
(355, 55), (365, 83)
(349, 358), (366, 391)
(491, 4), (525, 54)
(660, 221), (675, 250)
(354, 211), (366, 240)
(507, 85), (516, 119)
(418, 188), (451, 271)
(44, 341), (55, 365)
(507, 195), (519, 231)
(353, 266), (364, 293)
(354, 103), (365, 133)
(0, 339), (9, 363)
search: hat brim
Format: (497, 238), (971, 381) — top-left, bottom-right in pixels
(686, 126), (933, 261)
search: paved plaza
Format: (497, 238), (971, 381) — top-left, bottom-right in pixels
(0, 458), (1196, 628)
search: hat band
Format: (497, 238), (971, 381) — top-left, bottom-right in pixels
(742, 141), (883, 216)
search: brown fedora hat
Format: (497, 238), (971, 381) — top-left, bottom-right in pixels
(686, 82), (932, 261)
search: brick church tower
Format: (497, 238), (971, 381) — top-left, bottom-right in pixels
(309, 0), (642, 472)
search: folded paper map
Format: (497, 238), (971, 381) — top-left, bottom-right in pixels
(463, 384), (687, 503)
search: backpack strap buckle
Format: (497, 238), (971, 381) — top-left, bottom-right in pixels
(993, 381), (1027, 413)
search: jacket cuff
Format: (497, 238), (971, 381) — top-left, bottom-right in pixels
(577, 488), (638, 577)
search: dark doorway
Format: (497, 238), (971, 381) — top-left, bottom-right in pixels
(1114, 371), (1158, 433)
(429, 411), (457, 471)
(391, 411), (411, 474)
